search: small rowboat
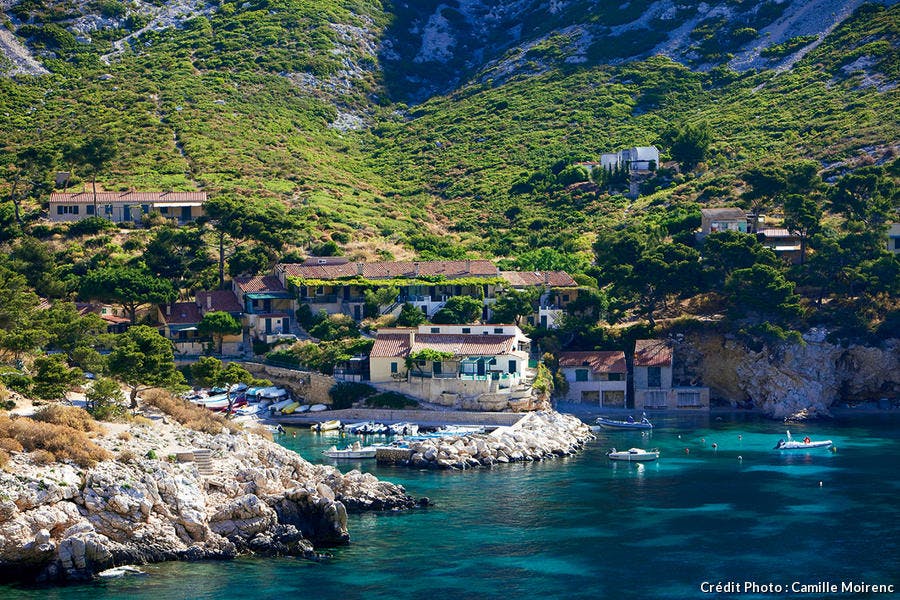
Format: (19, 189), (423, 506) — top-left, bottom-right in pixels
(323, 441), (376, 459)
(607, 447), (659, 462)
(596, 414), (653, 430)
(775, 430), (833, 450)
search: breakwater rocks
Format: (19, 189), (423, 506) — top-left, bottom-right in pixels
(386, 411), (594, 470)
(0, 418), (417, 583)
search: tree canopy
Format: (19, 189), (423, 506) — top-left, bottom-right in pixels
(79, 266), (176, 323)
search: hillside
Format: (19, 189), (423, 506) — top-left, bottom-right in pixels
(0, 0), (897, 257)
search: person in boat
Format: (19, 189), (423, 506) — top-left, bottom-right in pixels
(804, 436), (811, 444)
(626, 416), (635, 423)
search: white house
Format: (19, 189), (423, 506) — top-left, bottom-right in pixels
(558, 351), (627, 407)
(599, 146), (660, 172)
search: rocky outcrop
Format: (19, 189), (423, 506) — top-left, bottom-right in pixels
(390, 411), (593, 470)
(676, 333), (900, 418)
(0, 418), (418, 583)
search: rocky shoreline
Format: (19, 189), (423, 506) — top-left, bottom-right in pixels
(387, 411), (594, 469)
(0, 415), (420, 583)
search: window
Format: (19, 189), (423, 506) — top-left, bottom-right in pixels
(562, 294), (570, 302)
(575, 369), (588, 382)
(494, 327), (503, 334)
(105, 204), (113, 215)
(390, 362), (398, 374)
(86, 205), (95, 215)
(647, 366), (661, 388)
(677, 391), (702, 408)
(57, 205), (79, 215)
(609, 373), (622, 381)
(508, 359), (517, 374)
(57, 206), (64, 215)
(160, 206), (169, 214)
(431, 327), (440, 333)
(581, 390), (600, 403)
(461, 327), (471, 334)
(602, 390), (626, 408)
(644, 390), (667, 408)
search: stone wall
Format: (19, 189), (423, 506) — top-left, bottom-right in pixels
(241, 363), (335, 405)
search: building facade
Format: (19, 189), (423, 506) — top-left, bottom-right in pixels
(557, 351), (627, 406)
(49, 191), (206, 224)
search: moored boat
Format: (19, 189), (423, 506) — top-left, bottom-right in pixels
(607, 447), (659, 462)
(390, 422), (419, 436)
(596, 414), (653, 430)
(309, 404), (328, 412)
(775, 430), (833, 450)
(322, 441), (376, 459)
(313, 419), (341, 432)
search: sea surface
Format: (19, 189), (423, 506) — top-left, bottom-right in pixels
(3, 412), (899, 600)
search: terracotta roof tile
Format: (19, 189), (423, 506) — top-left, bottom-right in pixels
(558, 351), (627, 373)
(234, 275), (285, 293)
(412, 334), (515, 356)
(49, 191), (206, 204)
(162, 302), (202, 325)
(196, 290), (243, 313)
(633, 339), (672, 367)
(371, 333), (412, 358)
(280, 260), (499, 280)
(500, 271), (577, 287)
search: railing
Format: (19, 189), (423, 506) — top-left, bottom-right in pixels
(301, 294), (338, 303)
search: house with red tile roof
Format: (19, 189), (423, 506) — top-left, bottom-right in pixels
(275, 259), (578, 326)
(633, 339), (709, 411)
(232, 276), (296, 344)
(557, 351), (627, 406)
(156, 289), (246, 357)
(49, 191), (206, 224)
(369, 324), (534, 409)
(497, 270), (579, 329)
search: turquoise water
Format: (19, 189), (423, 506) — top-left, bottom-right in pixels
(3, 413), (899, 600)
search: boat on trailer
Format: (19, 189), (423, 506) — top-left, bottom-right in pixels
(606, 447), (659, 462)
(596, 413), (653, 430)
(775, 430), (833, 450)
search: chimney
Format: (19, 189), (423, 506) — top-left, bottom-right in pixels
(414, 262), (419, 277)
(408, 329), (416, 346)
(206, 294), (212, 311)
(357, 262), (364, 276)
(544, 272), (550, 285)
(466, 259), (471, 272)
(166, 303), (171, 316)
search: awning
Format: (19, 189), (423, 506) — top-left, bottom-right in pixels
(246, 292), (293, 300)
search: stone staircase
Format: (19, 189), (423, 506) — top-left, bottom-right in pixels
(193, 448), (213, 476)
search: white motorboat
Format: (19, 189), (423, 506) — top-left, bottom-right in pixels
(343, 421), (371, 433)
(775, 430), (833, 450)
(596, 414), (653, 430)
(309, 404), (328, 412)
(607, 447), (659, 462)
(390, 422), (419, 436)
(313, 419), (341, 432)
(322, 441), (376, 459)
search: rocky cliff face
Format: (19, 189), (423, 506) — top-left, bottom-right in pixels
(0, 418), (418, 583)
(675, 332), (900, 418)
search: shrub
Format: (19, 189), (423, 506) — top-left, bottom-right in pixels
(0, 372), (33, 396)
(143, 389), (240, 434)
(68, 217), (116, 237)
(30, 449), (57, 465)
(117, 449), (137, 463)
(365, 392), (417, 409)
(0, 437), (24, 453)
(329, 381), (376, 409)
(0, 449), (8, 468)
(117, 431), (132, 441)
(32, 405), (104, 434)
(0, 415), (111, 468)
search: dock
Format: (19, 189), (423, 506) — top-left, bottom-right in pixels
(269, 408), (523, 429)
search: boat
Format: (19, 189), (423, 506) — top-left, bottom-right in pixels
(775, 430), (833, 450)
(257, 386), (289, 401)
(437, 424), (484, 435)
(296, 404), (311, 413)
(606, 447), (660, 462)
(351, 422), (390, 435)
(313, 419), (342, 432)
(280, 401), (301, 414)
(322, 441), (376, 459)
(390, 422), (419, 436)
(595, 414), (653, 430)
(309, 404), (328, 412)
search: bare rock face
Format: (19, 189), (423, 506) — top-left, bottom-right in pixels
(0, 418), (417, 583)
(677, 334), (900, 418)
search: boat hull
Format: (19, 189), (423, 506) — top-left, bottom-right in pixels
(776, 440), (833, 450)
(323, 449), (376, 459)
(596, 418), (652, 430)
(607, 448), (659, 462)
